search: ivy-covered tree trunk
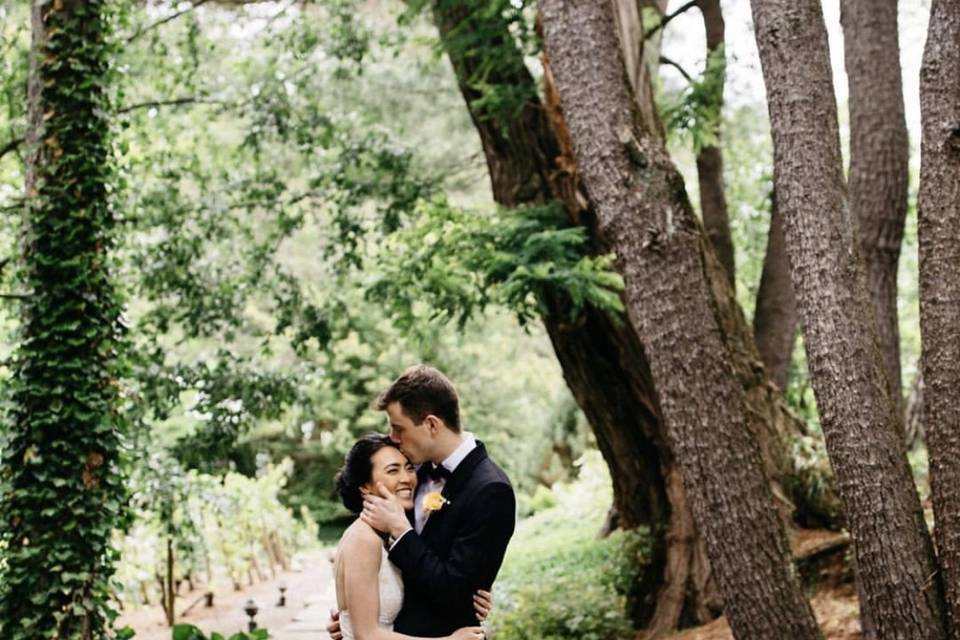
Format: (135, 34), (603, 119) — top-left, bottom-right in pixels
(841, 0), (909, 417)
(751, 0), (949, 637)
(539, 2), (821, 637)
(0, 1), (126, 638)
(919, 0), (960, 634)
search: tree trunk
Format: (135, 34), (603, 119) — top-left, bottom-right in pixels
(539, 2), (821, 637)
(694, 0), (735, 288)
(750, 0), (949, 637)
(752, 193), (797, 390)
(841, 0), (909, 417)
(919, 1), (960, 635)
(0, 1), (125, 638)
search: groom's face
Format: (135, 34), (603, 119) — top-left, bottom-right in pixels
(385, 401), (433, 464)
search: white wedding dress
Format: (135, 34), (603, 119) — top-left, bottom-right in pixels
(340, 546), (405, 639)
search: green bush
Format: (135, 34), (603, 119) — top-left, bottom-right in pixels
(489, 453), (650, 640)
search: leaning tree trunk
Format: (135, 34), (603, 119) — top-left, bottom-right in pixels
(752, 192), (797, 391)
(694, 0), (735, 288)
(751, 0), (949, 637)
(919, 0), (960, 635)
(431, 1), (837, 634)
(539, 2), (821, 637)
(841, 0), (909, 417)
(0, 1), (126, 638)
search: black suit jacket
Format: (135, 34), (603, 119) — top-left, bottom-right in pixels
(390, 442), (516, 637)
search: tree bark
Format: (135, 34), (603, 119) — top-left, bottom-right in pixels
(750, 0), (949, 637)
(919, 1), (960, 635)
(694, 0), (735, 288)
(752, 192), (797, 390)
(539, 2), (821, 638)
(841, 0), (909, 416)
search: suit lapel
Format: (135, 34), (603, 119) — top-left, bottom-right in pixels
(419, 443), (488, 539)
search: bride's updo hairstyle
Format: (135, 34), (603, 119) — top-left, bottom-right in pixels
(335, 433), (399, 514)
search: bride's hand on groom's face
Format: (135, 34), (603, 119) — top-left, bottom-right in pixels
(361, 482), (410, 538)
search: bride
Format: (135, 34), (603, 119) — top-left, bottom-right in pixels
(333, 433), (489, 640)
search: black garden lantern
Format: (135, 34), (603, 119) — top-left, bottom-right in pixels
(243, 598), (259, 632)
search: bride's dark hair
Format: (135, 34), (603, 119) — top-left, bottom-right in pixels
(335, 433), (400, 514)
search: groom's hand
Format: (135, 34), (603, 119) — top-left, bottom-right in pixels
(361, 482), (411, 538)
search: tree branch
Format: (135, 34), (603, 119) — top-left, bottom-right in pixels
(645, 0), (701, 39)
(659, 55), (694, 83)
(0, 137), (24, 161)
(126, 0), (214, 43)
(0, 293), (31, 300)
(117, 97), (226, 114)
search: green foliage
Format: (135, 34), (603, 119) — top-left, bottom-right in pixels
(491, 453), (649, 640)
(369, 198), (625, 330)
(115, 457), (317, 606)
(660, 46), (726, 154)
(0, 1), (130, 637)
(171, 624), (269, 640)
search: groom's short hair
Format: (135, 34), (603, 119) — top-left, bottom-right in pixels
(376, 364), (461, 432)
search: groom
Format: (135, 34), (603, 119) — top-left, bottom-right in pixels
(328, 364), (516, 637)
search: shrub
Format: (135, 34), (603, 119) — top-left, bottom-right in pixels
(489, 452), (650, 640)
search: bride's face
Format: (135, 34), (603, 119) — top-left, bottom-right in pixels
(366, 446), (417, 510)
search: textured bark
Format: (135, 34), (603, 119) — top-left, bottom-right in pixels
(539, 2), (821, 638)
(919, 1), (960, 635)
(752, 195), (797, 390)
(694, 0), (735, 288)
(841, 0), (909, 416)
(751, 1), (949, 637)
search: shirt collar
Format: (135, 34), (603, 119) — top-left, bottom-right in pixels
(441, 432), (476, 474)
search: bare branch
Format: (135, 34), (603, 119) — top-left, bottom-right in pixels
(117, 97), (227, 114)
(126, 0), (214, 43)
(0, 137), (24, 161)
(0, 293), (31, 300)
(645, 0), (700, 39)
(659, 55), (694, 83)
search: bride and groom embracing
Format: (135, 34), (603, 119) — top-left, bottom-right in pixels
(327, 365), (517, 640)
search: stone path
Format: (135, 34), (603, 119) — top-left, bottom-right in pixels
(119, 549), (338, 640)
(274, 587), (338, 639)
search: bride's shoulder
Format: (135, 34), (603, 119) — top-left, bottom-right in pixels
(338, 520), (385, 557)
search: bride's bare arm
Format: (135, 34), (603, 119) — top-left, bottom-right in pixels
(341, 527), (483, 640)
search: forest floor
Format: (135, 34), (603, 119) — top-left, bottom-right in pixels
(117, 548), (337, 640)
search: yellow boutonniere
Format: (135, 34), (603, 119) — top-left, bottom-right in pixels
(423, 491), (449, 513)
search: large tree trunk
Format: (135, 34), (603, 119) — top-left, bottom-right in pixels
(694, 0), (735, 288)
(840, 3), (910, 635)
(539, 2), (821, 638)
(751, 0), (949, 637)
(0, 1), (125, 638)
(752, 193), (797, 390)
(919, 1), (960, 635)
(431, 1), (837, 634)
(841, 0), (909, 417)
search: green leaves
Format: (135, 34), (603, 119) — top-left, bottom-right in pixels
(173, 625), (270, 640)
(0, 1), (128, 638)
(660, 45), (727, 154)
(368, 197), (624, 330)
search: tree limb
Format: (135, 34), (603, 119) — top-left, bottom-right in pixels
(126, 0), (214, 43)
(117, 97), (226, 114)
(0, 137), (24, 161)
(659, 55), (694, 83)
(645, 0), (700, 39)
